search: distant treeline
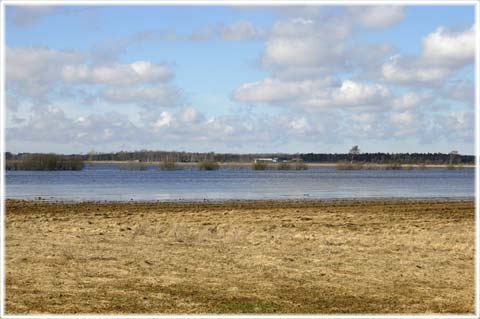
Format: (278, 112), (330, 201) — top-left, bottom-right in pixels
(5, 151), (475, 165)
(6, 154), (84, 171)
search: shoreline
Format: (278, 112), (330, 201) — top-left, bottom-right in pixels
(6, 198), (474, 314)
(84, 160), (476, 168)
(5, 196), (476, 205)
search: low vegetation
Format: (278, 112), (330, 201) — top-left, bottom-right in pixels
(336, 161), (364, 170)
(118, 162), (148, 171)
(6, 154), (84, 171)
(293, 161), (308, 170)
(385, 163), (402, 170)
(159, 160), (177, 171)
(447, 163), (464, 170)
(276, 162), (291, 170)
(251, 162), (269, 170)
(198, 161), (220, 171)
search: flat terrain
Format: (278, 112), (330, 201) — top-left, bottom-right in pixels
(6, 199), (475, 314)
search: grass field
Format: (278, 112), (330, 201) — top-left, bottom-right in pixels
(5, 199), (475, 314)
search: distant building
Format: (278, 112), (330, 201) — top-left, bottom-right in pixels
(254, 158), (278, 163)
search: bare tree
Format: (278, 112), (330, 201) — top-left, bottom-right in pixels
(349, 145), (360, 163)
(449, 150), (459, 165)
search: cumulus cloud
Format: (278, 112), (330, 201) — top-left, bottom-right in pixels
(432, 111), (475, 142)
(381, 24), (475, 84)
(233, 78), (390, 110)
(381, 55), (452, 84)
(90, 31), (155, 63)
(6, 46), (178, 108)
(392, 92), (432, 110)
(261, 17), (351, 77)
(6, 46), (85, 96)
(62, 61), (173, 85)
(101, 86), (181, 107)
(233, 77), (336, 103)
(422, 25), (475, 65)
(349, 6), (405, 28)
(7, 106), (141, 146)
(442, 80), (475, 102)
(7, 6), (56, 27)
(220, 21), (258, 40)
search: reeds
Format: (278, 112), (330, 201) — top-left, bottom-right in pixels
(276, 162), (291, 170)
(6, 154), (84, 171)
(385, 162), (402, 170)
(293, 161), (308, 170)
(336, 161), (363, 170)
(252, 162), (269, 170)
(447, 163), (464, 170)
(198, 161), (220, 171)
(118, 162), (149, 171)
(159, 160), (177, 171)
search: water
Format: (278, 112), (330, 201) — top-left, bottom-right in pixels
(5, 163), (475, 201)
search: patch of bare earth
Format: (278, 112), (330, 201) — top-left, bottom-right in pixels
(5, 199), (474, 314)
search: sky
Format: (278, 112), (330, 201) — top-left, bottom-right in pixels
(4, 4), (477, 155)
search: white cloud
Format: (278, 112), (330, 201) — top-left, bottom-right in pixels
(220, 21), (258, 40)
(233, 78), (390, 110)
(349, 6), (405, 28)
(7, 6), (56, 27)
(433, 111), (475, 142)
(6, 46), (178, 109)
(390, 111), (414, 126)
(392, 92), (431, 110)
(152, 111), (174, 129)
(233, 78), (333, 103)
(102, 86), (181, 107)
(178, 107), (204, 123)
(62, 61), (173, 85)
(381, 24), (475, 84)
(381, 55), (452, 84)
(330, 80), (390, 107)
(259, 17), (353, 79)
(443, 80), (475, 102)
(5, 47), (86, 81)
(422, 25), (475, 65)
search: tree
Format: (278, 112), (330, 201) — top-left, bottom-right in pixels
(349, 145), (360, 163)
(449, 150), (459, 165)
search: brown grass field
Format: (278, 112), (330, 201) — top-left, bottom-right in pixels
(5, 199), (475, 314)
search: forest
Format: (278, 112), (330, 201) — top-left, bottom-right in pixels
(5, 150), (475, 165)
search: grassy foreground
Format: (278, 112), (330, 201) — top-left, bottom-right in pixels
(6, 199), (474, 314)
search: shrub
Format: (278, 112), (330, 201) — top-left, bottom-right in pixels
(252, 162), (268, 170)
(276, 162), (291, 170)
(6, 154), (84, 171)
(447, 163), (463, 170)
(198, 161), (220, 171)
(336, 161), (363, 170)
(118, 162), (148, 171)
(385, 163), (402, 170)
(293, 161), (308, 170)
(160, 160), (177, 171)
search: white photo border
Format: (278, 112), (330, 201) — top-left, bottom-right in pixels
(0, 0), (478, 318)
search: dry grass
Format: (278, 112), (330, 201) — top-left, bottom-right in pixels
(5, 199), (474, 314)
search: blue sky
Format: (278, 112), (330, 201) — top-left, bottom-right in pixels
(4, 4), (476, 154)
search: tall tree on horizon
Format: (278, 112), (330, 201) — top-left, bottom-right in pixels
(349, 145), (360, 163)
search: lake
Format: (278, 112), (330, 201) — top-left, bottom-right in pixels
(5, 163), (475, 201)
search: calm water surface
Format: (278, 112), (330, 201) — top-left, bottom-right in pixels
(5, 163), (475, 201)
